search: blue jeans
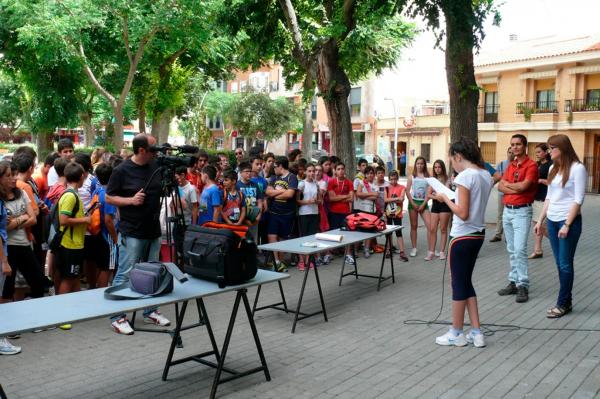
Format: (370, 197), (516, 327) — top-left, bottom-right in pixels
(110, 234), (161, 322)
(503, 206), (532, 288)
(547, 215), (582, 307)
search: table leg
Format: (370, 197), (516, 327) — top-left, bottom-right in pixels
(377, 235), (389, 291)
(352, 246), (359, 279)
(241, 290), (271, 381)
(197, 298), (220, 363)
(277, 280), (289, 313)
(251, 284), (262, 316)
(291, 260), (312, 334)
(162, 301), (188, 381)
(390, 235), (396, 284)
(338, 251), (347, 286)
(311, 254), (328, 323)
(0, 384), (7, 399)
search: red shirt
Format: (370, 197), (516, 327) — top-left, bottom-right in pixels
(502, 157), (539, 206)
(186, 172), (204, 196)
(328, 177), (352, 214)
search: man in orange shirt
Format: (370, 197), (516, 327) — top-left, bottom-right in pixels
(33, 153), (59, 202)
(497, 134), (539, 303)
(186, 150), (208, 196)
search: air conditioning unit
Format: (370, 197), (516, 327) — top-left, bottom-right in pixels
(363, 123), (371, 131)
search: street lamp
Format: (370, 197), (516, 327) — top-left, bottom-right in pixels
(384, 97), (398, 171)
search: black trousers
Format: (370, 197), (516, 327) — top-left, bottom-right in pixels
(2, 244), (46, 299)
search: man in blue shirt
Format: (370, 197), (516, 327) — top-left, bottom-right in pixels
(197, 165), (222, 225)
(237, 161), (263, 242)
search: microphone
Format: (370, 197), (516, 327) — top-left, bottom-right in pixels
(177, 145), (199, 154)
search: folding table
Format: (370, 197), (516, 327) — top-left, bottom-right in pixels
(0, 270), (288, 399)
(254, 225), (401, 333)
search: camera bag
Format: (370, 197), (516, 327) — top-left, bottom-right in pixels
(104, 262), (188, 300)
(183, 225), (257, 288)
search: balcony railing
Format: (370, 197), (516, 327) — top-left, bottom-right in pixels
(478, 105), (499, 122)
(565, 99), (600, 112)
(516, 101), (558, 114)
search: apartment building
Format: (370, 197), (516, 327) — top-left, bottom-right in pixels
(475, 33), (600, 192)
(206, 64), (303, 154)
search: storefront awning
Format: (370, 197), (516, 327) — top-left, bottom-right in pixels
(519, 70), (558, 80)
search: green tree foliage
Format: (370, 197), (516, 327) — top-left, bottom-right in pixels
(0, 71), (24, 134)
(222, 0), (416, 173)
(399, 0), (500, 142)
(227, 90), (302, 142)
(3, 0), (235, 150)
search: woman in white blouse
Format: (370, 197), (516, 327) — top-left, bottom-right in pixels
(535, 134), (586, 318)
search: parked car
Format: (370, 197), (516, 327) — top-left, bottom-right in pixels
(356, 153), (384, 168)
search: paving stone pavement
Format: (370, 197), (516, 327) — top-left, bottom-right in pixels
(2, 188), (600, 399)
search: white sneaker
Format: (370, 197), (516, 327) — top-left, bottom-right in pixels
(363, 249), (371, 259)
(435, 251), (440, 257)
(410, 248), (417, 257)
(0, 338), (22, 355)
(345, 255), (355, 265)
(435, 331), (468, 347)
(144, 311), (171, 326)
(466, 331), (486, 348)
(111, 318), (134, 335)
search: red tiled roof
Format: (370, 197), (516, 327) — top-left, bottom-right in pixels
(475, 34), (600, 67)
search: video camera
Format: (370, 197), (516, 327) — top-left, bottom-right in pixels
(151, 144), (198, 169)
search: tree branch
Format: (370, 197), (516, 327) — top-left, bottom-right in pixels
(341, 0), (356, 39)
(278, 0), (309, 67)
(159, 46), (188, 78)
(122, 15), (133, 64)
(117, 25), (159, 108)
(78, 42), (117, 108)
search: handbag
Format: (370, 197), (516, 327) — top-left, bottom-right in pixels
(104, 262), (188, 300)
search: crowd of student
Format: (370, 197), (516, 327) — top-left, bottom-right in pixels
(0, 132), (587, 353)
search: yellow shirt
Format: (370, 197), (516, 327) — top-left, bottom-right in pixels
(58, 189), (85, 250)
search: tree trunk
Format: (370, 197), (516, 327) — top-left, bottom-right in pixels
(316, 40), (355, 174)
(138, 106), (147, 134)
(36, 131), (55, 160)
(443, 0), (480, 143)
(79, 111), (95, 147)
(302, 103), (313, 160)
(151, 108), (173, 145)
(113, 108), (124, 151)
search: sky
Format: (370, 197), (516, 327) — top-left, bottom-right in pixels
(373, 0), (600, 119)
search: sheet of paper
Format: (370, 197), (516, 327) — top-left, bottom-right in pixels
(301, 242), (332, 248)
(425, 177), (456, 200)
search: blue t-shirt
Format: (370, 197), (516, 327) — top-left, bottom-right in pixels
(250, 176), (268, 197)
(237, 180), (263, 208)
(268, 172), (298, 215)
(93, 185), (118, 244)
(198, 184), (222, 225)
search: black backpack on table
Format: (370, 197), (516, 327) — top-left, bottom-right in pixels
(183, 225), (258, 288)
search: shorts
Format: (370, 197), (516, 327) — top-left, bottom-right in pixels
(386, 217), (403, 237)
(55, 246), (85, 278)
(267, 213), (295, 239)
(431, 200), (452, 214)
(328, 212), (349, 230)
(86, 234), (111, 270)
(408, 199), (429, 211)
(299, 214), (319, 237)
(532, 200), (546, 224)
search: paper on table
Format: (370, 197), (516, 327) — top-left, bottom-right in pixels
(315, 233), (344, 242)
(425, 177), (456, 200)
(301, 242), (332, 248)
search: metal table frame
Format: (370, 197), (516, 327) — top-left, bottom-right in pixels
(0, 271), (287, 399)
(252, 226), (400, 333)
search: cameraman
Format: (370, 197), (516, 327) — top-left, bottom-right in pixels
(106, 134), (170, 335)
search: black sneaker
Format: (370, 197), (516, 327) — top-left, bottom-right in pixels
(489, 235), (502, 243)
(498, 282), (517, 296)
(516, 286), (529, 303)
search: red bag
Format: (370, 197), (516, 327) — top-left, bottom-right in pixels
(201, 222), (249, 239)
(343, 212), (386, 232)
